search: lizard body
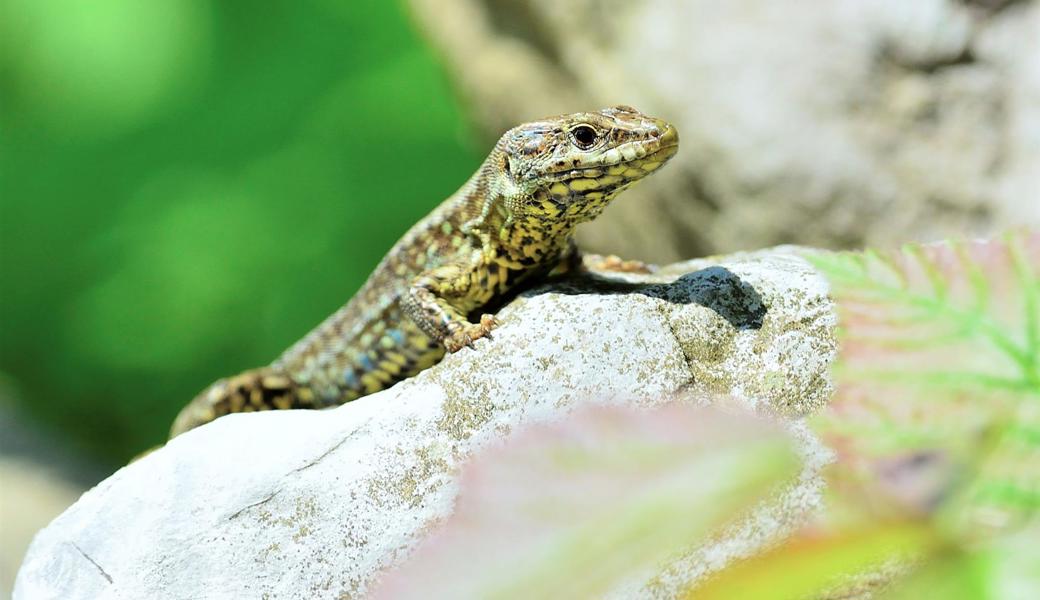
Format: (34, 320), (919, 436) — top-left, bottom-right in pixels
(170, 105), (678, 437)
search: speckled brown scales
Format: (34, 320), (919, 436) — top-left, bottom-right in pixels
(170, 106), (679, 437)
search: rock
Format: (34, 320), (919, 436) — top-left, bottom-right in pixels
(407, 0), (1040, 262)
(15, 249), (837, 599)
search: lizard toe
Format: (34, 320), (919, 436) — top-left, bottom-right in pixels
(443, 317), (497, 353)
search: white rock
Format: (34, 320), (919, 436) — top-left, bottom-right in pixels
(15, 249), (837, 599)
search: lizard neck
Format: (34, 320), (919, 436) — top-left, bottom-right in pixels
(457, 151), (574, 269)
(493, 188), (578, 267)
(464, 148), (624, 268)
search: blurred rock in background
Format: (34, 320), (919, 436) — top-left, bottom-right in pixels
(1, 459), (86, 597)
(409, 0), (1040, 262)
(1, 390), (103, 597)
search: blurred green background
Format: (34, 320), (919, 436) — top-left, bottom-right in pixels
(0, 0), (479, 466)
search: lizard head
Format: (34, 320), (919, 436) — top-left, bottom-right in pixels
(497, 105), (679, 224)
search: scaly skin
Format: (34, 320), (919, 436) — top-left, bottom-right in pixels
(170, 105), (679, 437)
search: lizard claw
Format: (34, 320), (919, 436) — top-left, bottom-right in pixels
(443, 313), (498, 353)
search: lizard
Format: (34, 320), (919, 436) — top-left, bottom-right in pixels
(169, 105), (678, 437)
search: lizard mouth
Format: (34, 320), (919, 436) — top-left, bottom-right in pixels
(644, 141), (679, 162)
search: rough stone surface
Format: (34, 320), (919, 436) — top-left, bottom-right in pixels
(15, 249), (837, 599)
(408, 0), (1040, 262)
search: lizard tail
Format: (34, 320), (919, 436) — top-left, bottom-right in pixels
(170, 367), (318, 438)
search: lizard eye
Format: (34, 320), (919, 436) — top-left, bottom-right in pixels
(569, 125), (599, 150)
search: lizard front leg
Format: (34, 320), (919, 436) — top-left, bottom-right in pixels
(403, 259), (497, 353)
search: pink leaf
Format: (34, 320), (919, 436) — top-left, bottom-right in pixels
(370, 404), (799, 599)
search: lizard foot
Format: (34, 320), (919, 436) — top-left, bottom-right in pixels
(582, 253), (656, 274)
(444, 314), (497, 353)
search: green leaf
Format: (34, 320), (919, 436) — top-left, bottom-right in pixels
(690, 523), (939, 600)
(883, 521), (1040, 600)
(370, 405), (800, 600)
(882, 548), (990, 600)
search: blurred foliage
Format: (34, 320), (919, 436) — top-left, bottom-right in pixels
(813, 232), (1040, 533)
(0, 0), (479, 464)
(691, 232), (1039, 598)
